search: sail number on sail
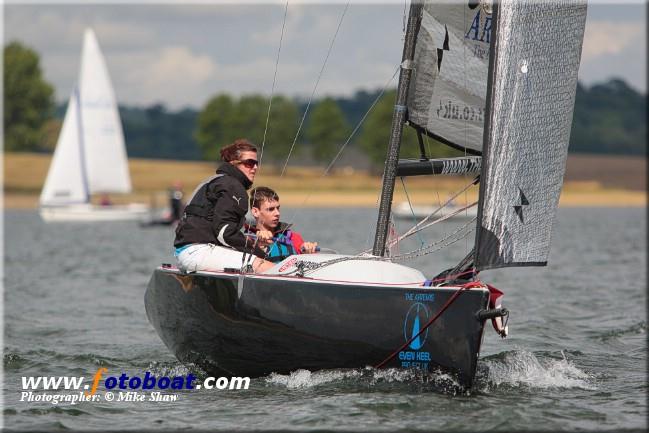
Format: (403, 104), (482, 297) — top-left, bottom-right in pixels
(436, 100), (485, 123)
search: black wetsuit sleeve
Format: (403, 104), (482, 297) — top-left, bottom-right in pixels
(207, 180), (266, 258)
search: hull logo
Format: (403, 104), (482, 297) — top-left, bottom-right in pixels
(403, 302), (431, 350)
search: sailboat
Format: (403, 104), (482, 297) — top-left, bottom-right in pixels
(144, 1), (587, 389)
(39, 28), (148, 222)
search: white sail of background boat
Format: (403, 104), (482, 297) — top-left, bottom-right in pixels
(39, 28), (147, 222)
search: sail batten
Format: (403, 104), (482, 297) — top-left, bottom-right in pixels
(474, 0), (587, 270)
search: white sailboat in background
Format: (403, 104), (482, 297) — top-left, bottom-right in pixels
(39, 28), (147, 222)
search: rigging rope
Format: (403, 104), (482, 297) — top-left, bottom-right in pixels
(245, 2), (290, 267)
(258, 0), (289, 168)
(280, 1), (350, 177)
(281, 65), (400, 228)
(266, 210), (473, 277)
(396, 177), (478, 242)
(356, 178), (477, 258)
(399, 177), (426, 248)
(276, 214), (472, 276)
(321, 67), (399, 177)
(390, 221), (475, 261)
(391, 201), (477, 248)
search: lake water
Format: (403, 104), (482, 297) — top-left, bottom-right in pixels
(2, 207), (646, 431)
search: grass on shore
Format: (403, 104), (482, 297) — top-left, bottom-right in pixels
(3, 152), (646, 209)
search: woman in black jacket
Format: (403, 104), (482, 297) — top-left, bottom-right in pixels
(173, 139), (274, 273)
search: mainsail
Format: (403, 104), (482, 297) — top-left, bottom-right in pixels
(40, 28), (131, 206)
(474, 0), (587, 270)
(407, 1), (492, 154)
(78, 28), (131, 194)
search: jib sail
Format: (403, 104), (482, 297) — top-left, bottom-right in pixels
(474, 0), (587, 270)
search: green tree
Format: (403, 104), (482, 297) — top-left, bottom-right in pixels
(4, 41), (54, 152)
(570, 79), (646, 155)
(305, 97), (351, 163)
(260, 95), (300, 162)
(230, 95), (268, 146)
(357, 90), (397, 168)
(358, 90), (460, 171)
(195, 94), (301, 163)
(195, 94), (235, 160)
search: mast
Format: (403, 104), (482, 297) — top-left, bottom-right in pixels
(74, 85), (91, 204)
(372, 1), (423, 257)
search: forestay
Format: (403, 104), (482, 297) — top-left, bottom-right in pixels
(406, 1), (491, 154)
(474, 0), (587, 270)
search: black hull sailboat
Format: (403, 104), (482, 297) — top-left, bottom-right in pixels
(145, 1), (587, 389)
(145, 265), (490, 387)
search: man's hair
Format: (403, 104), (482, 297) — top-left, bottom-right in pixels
(250, 186), (279, 209)
(220, 138), (257, 162)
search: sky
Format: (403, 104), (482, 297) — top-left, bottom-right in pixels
(4, 1), (647, 110)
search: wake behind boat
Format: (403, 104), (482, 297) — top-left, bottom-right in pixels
(145, 0), (587, 389)
(39, 29), (148, 223)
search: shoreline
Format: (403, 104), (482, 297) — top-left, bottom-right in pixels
(4, 187), (646, 210)
(4, 152), (646, 209)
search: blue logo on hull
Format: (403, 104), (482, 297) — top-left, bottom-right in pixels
(410, 314), (422, 350)
(403, 302), (431, 350)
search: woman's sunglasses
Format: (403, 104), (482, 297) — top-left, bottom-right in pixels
(237, 159), (259, 168)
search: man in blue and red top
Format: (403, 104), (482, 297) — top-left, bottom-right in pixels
(246, 186), (318, 263)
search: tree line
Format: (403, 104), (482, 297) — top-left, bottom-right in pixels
(5, 41), (647, 171)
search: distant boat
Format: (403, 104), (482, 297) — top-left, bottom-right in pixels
(39, 28), (147, 222)
(392, 202), (477, 221)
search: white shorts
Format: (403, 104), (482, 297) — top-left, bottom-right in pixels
(175, 243), (256, 272)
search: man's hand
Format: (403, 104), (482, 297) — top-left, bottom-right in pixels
(301, 241), (318, 254)
(256, 229), (274, 248)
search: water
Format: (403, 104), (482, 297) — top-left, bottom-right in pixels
(2, 207), (646, 431)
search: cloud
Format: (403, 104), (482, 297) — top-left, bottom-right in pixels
(5, 5), (157, 50)
(250, 4), (306, 46)
(150, 46), (216, 84)
(113, 46), (217, 108)
(6, 2), (645, 108)
(581, 21), (644, 62)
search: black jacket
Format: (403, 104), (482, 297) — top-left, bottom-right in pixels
(174, 163), (265, 258)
